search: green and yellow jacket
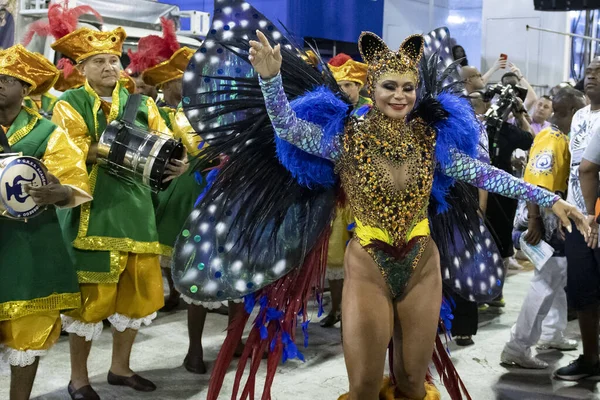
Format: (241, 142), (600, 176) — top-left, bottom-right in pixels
(52, 81), (170, 283)
(1, 107), (91, 320)
(23, 92), (58, 118)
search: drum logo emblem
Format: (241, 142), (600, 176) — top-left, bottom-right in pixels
(0, 157), (48, 218)
(6, 173), (39, 203)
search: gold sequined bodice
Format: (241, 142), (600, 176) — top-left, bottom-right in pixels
(338, 110), (436, 245)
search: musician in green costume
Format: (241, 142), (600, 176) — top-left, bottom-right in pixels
(0, 44), (91, 400)
(44, 22), (186, 398)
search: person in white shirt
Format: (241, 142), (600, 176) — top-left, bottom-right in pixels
(554, 58), (600, 381)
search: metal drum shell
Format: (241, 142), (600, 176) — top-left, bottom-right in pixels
(97, 121), (184, 192)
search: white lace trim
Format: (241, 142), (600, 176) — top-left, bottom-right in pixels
(326, 268), (345, 281)
(108, 312), (157, 332)
(61, 315), (103, 342)
(0, 346), (46, 367)
(181, 295), (242, 308)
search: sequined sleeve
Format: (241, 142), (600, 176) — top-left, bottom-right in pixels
(42, 126), (92, 208)
(442, 149), (560, 208)
(146, 97), (173, 136)
(173, 108), (203, 157)
(259, 73), (342, 161)
(51, 100), (91, 158)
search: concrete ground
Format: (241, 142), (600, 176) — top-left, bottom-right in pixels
(1, 265), (598, 400)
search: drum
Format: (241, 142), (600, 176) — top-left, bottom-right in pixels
(97, 121), (185, 192)
(0, 154), (48, 220)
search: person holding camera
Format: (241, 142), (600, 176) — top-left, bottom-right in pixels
(502, 63), (539, 112)
(485, 92), (535, 306)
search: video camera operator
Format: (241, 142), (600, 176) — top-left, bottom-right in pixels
(479, 83), (534, 305)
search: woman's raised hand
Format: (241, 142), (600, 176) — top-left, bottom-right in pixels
(249, 30), (282, 79)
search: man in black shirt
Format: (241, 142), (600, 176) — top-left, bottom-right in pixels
(486, 97), (534, 307)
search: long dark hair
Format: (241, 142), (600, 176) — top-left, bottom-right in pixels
(452, 45), (468, 67)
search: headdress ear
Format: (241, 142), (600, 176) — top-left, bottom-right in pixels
(358, 32), (390, 64)
(400, 35), (424, 63)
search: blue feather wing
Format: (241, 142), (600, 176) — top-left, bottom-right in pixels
(275, 86), (349, 188)
(431, 92), (479, 213)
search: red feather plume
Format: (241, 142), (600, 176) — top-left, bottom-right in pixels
(57, 57), (75, 77)
(22, 1), (102, 45)
(127, 17), (181, 74)
(22, 19), (53, 46)
(159, 16), (181, 58)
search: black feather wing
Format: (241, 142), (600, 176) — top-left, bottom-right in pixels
(173, 0), (347, 301)
(415, 35), (504, 302)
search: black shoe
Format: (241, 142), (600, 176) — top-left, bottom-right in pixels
(320, 311), (341, 328)
(107, 371), (156, 392)
(183, 354), (207, 374)
(455, 336), (475, 347)
(554, 355), (600, 381)
(67, 381), (100, 400)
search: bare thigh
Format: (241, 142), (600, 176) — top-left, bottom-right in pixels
(342, 239), (394, 400)
(392, 239), (442, 399)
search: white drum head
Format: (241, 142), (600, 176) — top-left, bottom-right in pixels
(0, 156), (48, 219)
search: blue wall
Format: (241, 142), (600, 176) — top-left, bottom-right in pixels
(287, 0), (383, 43)
(165, 0), (383, 42)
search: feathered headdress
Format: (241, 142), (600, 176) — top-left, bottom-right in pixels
(22, 1), (102, 82)
(126, 17), (180, 75)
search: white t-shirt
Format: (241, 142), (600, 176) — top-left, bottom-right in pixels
(567, 105), (600, 212)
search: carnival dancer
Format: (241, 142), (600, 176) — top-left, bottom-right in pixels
(249, 30), (587, 400)
(174, 2), (589, 399)
(23, 3), (187, 398)
(0, 44), (91, 400)
(320, 53), (370, 328)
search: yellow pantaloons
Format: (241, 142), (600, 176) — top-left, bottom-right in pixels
(63, 253), (164, 340)
(337, 377), (441, 400)
(0, 311), (61, 366)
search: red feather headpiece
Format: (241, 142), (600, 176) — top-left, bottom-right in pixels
(22, 1), (102, 45)
(127, 17), (180, 75)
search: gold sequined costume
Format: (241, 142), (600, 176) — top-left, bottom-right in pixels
(339, 109), (434, 298)
(332, 34), (433, 298)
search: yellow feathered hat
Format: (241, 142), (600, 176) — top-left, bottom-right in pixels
(0, 45), (59, 96)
